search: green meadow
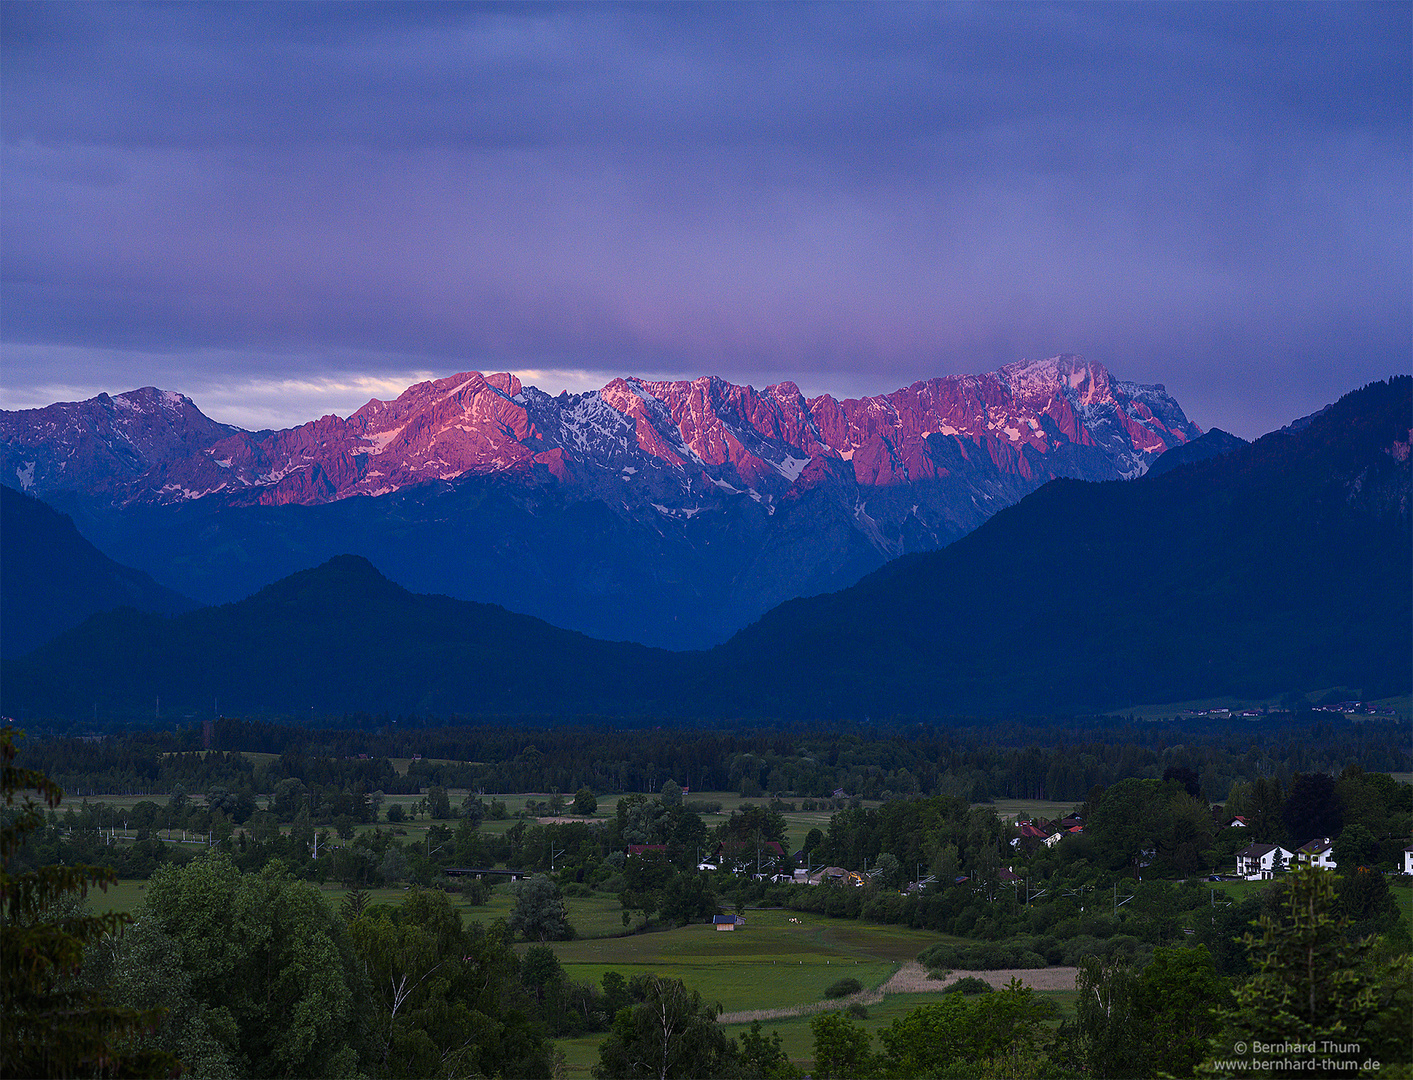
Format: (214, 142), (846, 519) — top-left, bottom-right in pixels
(986, 799), (1080, 823)
(552, 908), (926, 1011)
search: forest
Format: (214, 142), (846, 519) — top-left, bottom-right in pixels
(14, 708), (1411, 803)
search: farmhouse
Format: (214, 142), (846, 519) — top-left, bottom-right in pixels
(1013, 822), (1050, 851)
(1295, 837), (1336, 870)
(1236, 842), (1294, 880)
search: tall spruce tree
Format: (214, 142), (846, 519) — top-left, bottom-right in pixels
(0, 729), (177, 1078)
(1209, 863), (1411, 1075)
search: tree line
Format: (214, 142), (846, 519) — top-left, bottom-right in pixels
(14, 711), (1410, 804)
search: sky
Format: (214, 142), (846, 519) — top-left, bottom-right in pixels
(1, 3), (1408, 438)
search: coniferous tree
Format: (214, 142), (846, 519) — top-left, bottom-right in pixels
(0, 730), (177, 1077)
(1209, 863), (1411, 1075)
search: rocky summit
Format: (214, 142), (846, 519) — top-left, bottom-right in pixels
(3, 355), (1197, 510)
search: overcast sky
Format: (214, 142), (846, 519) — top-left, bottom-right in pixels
(2, 2), (1408, 437)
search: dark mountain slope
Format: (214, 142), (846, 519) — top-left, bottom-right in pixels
(0, 485), (198, 658)
(697, 377), (1411, 716)
(1146, 428), (1248, 477)
(1, 555), (673, 720)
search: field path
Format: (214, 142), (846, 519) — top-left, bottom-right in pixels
(718, 963), (1077, 1024)
(882, 961), (1078, 993)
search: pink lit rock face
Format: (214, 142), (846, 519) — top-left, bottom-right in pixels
(0, 355), (1199, 509)
(0, 356), (1202, 647)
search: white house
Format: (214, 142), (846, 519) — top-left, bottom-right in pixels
(1296, 838), (1337, 871)
(1236, 842), (1294, 880)
(1403, 846), (1413, 876)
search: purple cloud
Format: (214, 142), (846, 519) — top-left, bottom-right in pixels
(2, 2), (1408, 438)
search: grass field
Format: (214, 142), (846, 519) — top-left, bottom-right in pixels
(85, 877), (153, 915)
(551, 908), (951, 1013)
(1390, 875), (1413, 924)
(986, 799), (1080, 822)
(1204, 878), (1268, 904)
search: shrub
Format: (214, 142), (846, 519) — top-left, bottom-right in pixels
(844, 1002), (868, 1019)
(918, 942), (1047, 971)
(824, 977), (863, 999)
(1061, 935), (1103, 965)
(947, 976), (993, 995)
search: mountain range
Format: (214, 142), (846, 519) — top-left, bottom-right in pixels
(4, 375), (1405, 722)
(1, 356), (1200, 648)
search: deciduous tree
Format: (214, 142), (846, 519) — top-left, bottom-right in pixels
(142, 854), (364, 1077)
(593, 975), (733, 1080)
(574, 787), (599, 816)
(810, 1010), (875, 1079)
(508, 874), (574, 942)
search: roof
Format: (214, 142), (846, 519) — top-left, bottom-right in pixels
(713, 914), (744, 925)
(626, 844), (668, 855)
(1298, 838), (1333, 854)
(1236, 843), (1282, 858)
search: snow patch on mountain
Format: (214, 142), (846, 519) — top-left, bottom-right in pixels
(774, 454), (811, 481)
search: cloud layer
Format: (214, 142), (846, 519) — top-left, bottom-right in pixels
(2, 2), (1408, 437)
